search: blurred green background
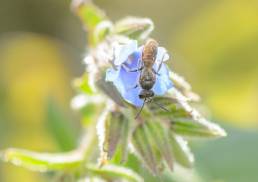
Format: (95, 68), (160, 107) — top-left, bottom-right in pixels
(0, 0), (258, 181)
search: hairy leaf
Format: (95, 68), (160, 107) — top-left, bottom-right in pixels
(131, 124), (159, 175)
(148, 97), (191, 118)
(168, 134), (194, 168)
(145, 121), (174, 171)
(103, 112), (129, 160)
(171, 118), (226, 138)
(1, 148), (83, 172)
(86, 164), (143, 182)
(150, 95), (226, 138)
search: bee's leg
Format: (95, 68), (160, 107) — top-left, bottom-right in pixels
(122, 58), (143, 72)
(129, 67), (143, 72)
(152, 68), (161, 76)
(150, 99), (169, 112)
(135, 98), (146, 119)
(122, 64), (143, 72)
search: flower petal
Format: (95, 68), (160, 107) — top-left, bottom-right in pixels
(153, 63), (173, 95)
(124, 51), (141, 70)
(114, 40), (138, 66)
(106, 67), (120, 82)
(114, 65), (143, 107)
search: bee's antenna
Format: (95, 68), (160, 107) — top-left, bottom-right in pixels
(153, 100), (169, 112)
(135, 99), (146, 119)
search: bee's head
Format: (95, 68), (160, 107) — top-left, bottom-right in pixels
(139, 90), (154, 99)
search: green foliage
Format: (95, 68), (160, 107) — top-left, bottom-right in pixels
(0, 0), (227, 181)
(171, 118), (225, 138)
(86, 164), (143, 182)
(103, 111), (130, 162)
(1, 148), (83, 172)
(144, 121), (174, 171)
(168, 134), (193, 168)
(132, 123), (160, 175)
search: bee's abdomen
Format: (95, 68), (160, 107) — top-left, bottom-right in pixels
(141, 80), (154, 90)
(139, 69), (156, 90)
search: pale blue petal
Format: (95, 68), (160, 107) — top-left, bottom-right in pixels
(153, 63), (173, 95)
(107, 50), (144, 107)
(114, 40), (138, 66)
(105, 67), (120, 82)
(111, 65), (143, 107)
(156, 47), (169, 65)
(123, 85), (143, 107)
(124, 51), (141, 70)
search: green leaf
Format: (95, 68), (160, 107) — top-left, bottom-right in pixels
(86, 164), (144, 182)
(171, 118), (227, 138)
(1, 148), (83, 172)
(145, 121), (174, 171)
(72, 0), (106, 31)
(119, 110), (131, 163)
(103, 112), (124, 159)
(131, 124), (159, 175)
(114, 17), (154, 41)
(149, 95), (226, 138)
(110, 110), (132, 164)
(168, 133), (194, 168)
(148, 97), (191, 118)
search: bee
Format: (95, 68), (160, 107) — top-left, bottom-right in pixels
(128, 39), (168, 118)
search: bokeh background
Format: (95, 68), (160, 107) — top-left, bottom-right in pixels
(0, 0), (258, 181)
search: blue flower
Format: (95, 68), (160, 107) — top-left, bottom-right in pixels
(106, 40), (173, 107)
